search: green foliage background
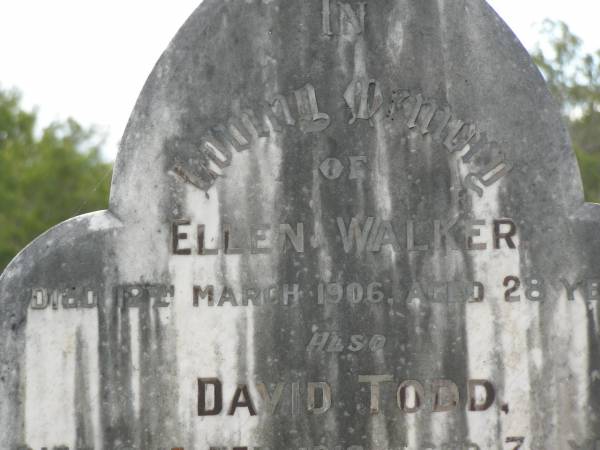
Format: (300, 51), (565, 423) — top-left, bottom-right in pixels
(533, 20), (600, 202)
(0, 19), (599, 272)
(0, 89), (112, 272)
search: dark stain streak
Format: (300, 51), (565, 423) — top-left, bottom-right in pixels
(75, 328), (94, 447)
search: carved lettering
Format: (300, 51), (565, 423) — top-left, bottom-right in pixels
(198, 378), (223, 416)
(464, 154), (513, 197)
(322, 0), (333, 36)
(172, 219), (192, 255)
(339, 2), (366, 37)
(294, 83), (331, 133)
(343, 78), (383, 125)
(431, 379), (460, 412)
(228, 385), (257, 416)
(358, 374), (394, 414)
(467, 380), (496, 411)
(337, 217), (518, 254)
(321, 0), (366, 38)
(269, 95), (296, 128)
(307, 332), (385, 353)
(388, 90), (514, 195)
(307, 382), (332, 415)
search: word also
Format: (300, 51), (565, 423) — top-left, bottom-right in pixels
(307, 332), (386, 353)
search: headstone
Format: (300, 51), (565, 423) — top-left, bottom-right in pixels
(1, 0), (599, 448)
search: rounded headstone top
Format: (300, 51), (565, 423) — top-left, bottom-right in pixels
(110, 0), (584, 222)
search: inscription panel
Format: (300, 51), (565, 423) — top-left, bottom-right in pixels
(1, 0), (598, 449)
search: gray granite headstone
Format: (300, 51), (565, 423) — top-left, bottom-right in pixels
(1, 0), (599, 448)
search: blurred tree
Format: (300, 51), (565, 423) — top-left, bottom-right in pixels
(0, 88), (112, 272)
(532, 20), (600, 202)
(576, 148), (600, 202)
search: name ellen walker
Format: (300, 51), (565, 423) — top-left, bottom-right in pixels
(171, 217), (518, 256)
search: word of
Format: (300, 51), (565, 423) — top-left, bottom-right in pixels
(319, 156), (368, 180)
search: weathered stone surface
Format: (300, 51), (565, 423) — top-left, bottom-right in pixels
(1, 0), (599, 448)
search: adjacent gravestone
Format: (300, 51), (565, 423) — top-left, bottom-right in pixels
(1, 0), (599, 448)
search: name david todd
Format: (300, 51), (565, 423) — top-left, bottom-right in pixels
(198, 376), (497, 417)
